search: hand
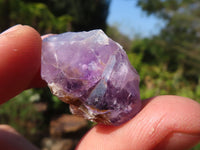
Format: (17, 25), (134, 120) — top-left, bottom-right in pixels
(0, 25), (200, 150)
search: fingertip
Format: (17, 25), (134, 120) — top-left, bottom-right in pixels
(0, 25), (42, 103)
(0, 125), (39, 150)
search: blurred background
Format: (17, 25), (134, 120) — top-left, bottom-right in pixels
(0, 0), (199, 149)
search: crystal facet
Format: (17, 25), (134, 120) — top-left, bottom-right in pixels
(41, 29), (141, 126)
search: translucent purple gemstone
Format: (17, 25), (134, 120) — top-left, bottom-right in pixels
(41, 30), (141, 126)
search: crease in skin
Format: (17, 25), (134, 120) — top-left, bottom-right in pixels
(148, 114), (167, 138)
(151, 119), (200, 149)
(129, 96), (200, 150)
(141, 114), (168, 150)
(154, 132), (200, 150)
(146, 103), (200, 149)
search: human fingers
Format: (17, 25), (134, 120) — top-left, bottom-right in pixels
(0, 25), (46, 104)
(0, 125), (39, 150)
(76, 95), (200, 150)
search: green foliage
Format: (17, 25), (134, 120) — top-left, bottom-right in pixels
(128, 38), (200, 102)
(66, 0), (110, 31)
(0, 89), (45, 145)
(0, 0), (73, 34)
(137, 0), (200, 79)
(0, 0), (110, 33)
(192, 143), (200, 150)
(106, 25), (132, 50)
(28, 0), (110, 32)
(132, 1), (200, 112)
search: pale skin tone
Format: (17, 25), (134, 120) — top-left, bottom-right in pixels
(0, 25), (200, 150)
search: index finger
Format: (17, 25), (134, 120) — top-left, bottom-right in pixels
(0, 25), (45, 104)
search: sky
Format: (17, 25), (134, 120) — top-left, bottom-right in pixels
(107, 0), (166, 39)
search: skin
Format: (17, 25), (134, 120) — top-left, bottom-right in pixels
(0, 25), (200, 150)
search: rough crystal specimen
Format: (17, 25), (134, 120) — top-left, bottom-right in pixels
(41, 29), (141, 126)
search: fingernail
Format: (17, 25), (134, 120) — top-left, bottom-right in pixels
(1, 24), (22, 35)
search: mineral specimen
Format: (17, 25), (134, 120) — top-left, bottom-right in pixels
(41, 29), (141, 126)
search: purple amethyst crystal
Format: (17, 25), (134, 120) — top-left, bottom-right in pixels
(41, 29), (141, 126)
